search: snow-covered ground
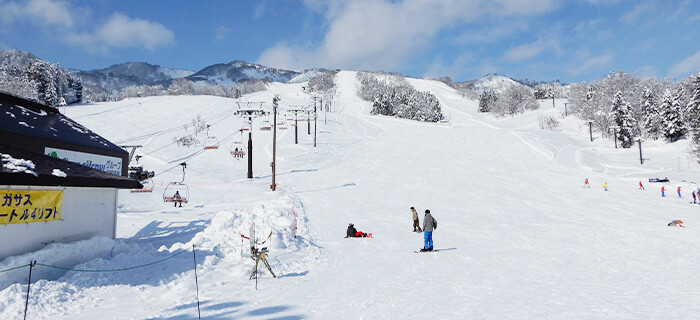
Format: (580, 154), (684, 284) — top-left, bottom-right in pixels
(2, 71), (699, 319)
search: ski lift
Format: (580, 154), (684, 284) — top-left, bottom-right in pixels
(128, 166), (155, 193)
(163, 162), (189, 205)
(131, 179), (154, 193)
(230, 143), (246, 158)
(259, 120), (272, 131)
(203, 125), (219, 149)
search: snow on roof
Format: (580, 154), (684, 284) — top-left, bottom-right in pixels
(1, 153), (38, 176)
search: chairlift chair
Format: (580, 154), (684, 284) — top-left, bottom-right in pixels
(131, 178), (154, 193)
(203, 136), (219, 149)
(260, 120), (272, 131)
(163, 162), (189, 205)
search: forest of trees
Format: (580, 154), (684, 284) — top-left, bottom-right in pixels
(0, 50), (82, 106)
(566, 71), (700, 151)
(357, 71), (442, 122)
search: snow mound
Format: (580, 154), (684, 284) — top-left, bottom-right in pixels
(1, 153), (37, 176)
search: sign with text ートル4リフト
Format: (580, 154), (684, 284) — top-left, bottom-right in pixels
(0, 190), (63, 225)
(45, 147), (122, 175)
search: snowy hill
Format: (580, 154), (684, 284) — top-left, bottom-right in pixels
(74, 62), (195, 96)
(1, 72), (699, 319)
(455, 74), (523, 93)
(185, 60), (300, 86)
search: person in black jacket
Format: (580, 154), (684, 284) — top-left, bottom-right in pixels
(346, 223), (357, 238)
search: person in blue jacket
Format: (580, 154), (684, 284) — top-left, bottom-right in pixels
(420, 210), (437, 252)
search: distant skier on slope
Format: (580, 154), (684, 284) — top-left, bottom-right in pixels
(661, 186), (666, 197)
(420, 210), (437, 252)
(668, 220), (684, 227)
(411, 207), (421, 232)
(603, 182), (608, 191)
(693, 191), (696, 204)
(677, 186), (682, 198)
(584, 178), (590, 188)
(639, 181), (645, 190)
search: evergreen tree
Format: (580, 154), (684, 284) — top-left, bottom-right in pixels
(661, 89), (686, 142)
(642, 88), (662, 139)
(610, 91), (637, 148)
(478, 89), (497, 113)
(686, 73), (700, 157)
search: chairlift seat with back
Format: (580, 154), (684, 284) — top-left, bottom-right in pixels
(163, 183), (189, 204)
(203, 136), (219, 149)
(131, 178), (154, 193)
(260, 120), (272, 131)
(163, 162), (189, 205)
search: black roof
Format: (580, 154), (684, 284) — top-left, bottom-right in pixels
(0, 143), (141, 189)
(0, 91), (124, 154)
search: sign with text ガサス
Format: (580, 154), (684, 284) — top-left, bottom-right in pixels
(0, 190), (62, 225)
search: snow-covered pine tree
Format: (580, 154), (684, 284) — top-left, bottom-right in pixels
(642, 88), (662, 139)
(478, 89), (497, 113)
(661, 89), (686, 142)
(686, 73), (700, 158)
(610, 91), (637, 148)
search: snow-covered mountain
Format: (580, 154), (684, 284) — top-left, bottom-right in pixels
(185, 60), (300, 86)
(455, 74), (523, 93)
(73, 62), (195, 96)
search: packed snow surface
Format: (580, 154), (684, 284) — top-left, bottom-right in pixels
(1, 72), (699, 319)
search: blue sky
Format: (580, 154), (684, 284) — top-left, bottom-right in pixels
(1, 0), (699, 83)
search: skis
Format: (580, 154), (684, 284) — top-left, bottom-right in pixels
(414, 249), (440, 253)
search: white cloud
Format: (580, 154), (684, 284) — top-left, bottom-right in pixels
(215, 26), (231, 41)
(0, 0), (74, 27)
(567, 54), (613, 75)
(669, 49), (700, 77)
(258, 0), (558, 71)
(423, 53), (475, 79)
(620, 2), (656, 24)
(67, 13), (174, 52)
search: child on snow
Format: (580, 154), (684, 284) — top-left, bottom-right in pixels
(411, 207), (421, 232)
(345, 223), (371, 238)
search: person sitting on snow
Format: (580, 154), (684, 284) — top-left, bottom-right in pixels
(345, 223), (370, 237)
(668, 220), (684, 227)
(346, 223), (357, 238)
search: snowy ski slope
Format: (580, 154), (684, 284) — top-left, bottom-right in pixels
(1, 71), (699, 319)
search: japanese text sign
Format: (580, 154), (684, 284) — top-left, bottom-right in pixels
(0, 190), (62, 225)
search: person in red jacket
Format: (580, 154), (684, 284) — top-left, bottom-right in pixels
(661, 186), (665, 197)
(639, 181), (645, 190)
(677, 186), (682, 198)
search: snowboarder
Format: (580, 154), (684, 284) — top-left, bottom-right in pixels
(677, 186), (682, 198)
(693, 191), (697, 204)
(661, 186), (665, 197)
(667, 220), (684, 227)
(603, 182), (608, 191)
(346, 223), (357, 238)
(420, 209), (437, 252)
(173, 191), (182, 207)
(639, 181), (645, 190)
(345, 223), (371, 238)
(411, 207), (421, 232)
(584, 178), (590, 188)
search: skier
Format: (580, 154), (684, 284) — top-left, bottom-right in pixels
(667, 220), (684, 227)
(661, 186), (665, 197)
(603, 182), (608, 191)
(173, 191), (182, 207)
(584, 178), (590, 188)
(411, 207), (421, 232)
(693, 191), (697, 204)
(420, 209), (437, 252)
(639, 181), (645, 190)
(677, 186), (682, 198)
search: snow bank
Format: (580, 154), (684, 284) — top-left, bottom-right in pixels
(1, 153), (37, 176)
